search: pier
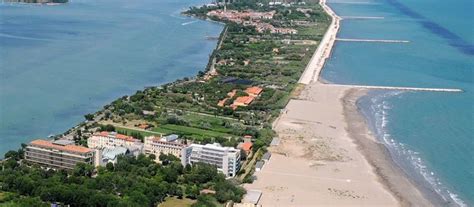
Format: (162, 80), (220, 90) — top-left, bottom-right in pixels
(328, 1), (379, 5)
(205, 36), (219, 40)
(341, 16), (385, 20)
(329, 84), (463, 92)
(336, 38), (410, 43)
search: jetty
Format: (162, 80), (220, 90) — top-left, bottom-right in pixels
(298, 0), (463, 94)
(205, 36), (219, 40)
(336, 38), (410, 43)
(341, 16), (385, 20)
(329, 84), (463, 92)
(328, 1), (379, 5)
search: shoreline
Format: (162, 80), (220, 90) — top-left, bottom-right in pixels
(297, 0), (439, 204)
(343, 89), (435, 206)
(298, 0), (339, 84)
(245, 0), (438, 206)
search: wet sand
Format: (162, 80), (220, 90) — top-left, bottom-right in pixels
(244, 83), (434, 206)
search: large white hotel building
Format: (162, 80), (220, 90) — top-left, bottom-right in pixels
(182, 143), (241, 177)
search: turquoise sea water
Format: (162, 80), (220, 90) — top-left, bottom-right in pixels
(0, 0), (222, 155)
(323, 0), (473, 206)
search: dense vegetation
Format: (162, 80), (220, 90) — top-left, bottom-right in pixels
(0, 0), (329, 206)
(66, 0), (329, 149)
(0, 151), (244, 206)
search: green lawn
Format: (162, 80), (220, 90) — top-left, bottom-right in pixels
(182, 113), (236, 134)
(153, 124), (234, 140)
(114, 126), (167, 137)
(159, 197), (195, 207)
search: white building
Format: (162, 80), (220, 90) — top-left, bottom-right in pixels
(87, 131), (143, 151)
(97, 146), (128, 166)
(144, 134), (186, 162)
(182, 143), (241, 177)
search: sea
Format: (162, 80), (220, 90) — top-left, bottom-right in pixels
(322, 0), (473, 206)
(0, 0), (222, 154)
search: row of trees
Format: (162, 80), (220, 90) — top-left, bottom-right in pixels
(1, 151), (245, 206)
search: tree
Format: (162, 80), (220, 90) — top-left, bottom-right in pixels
(4, 150), (20, 160)
(100, 124), (115, 132)
(176, 186), (184, 199)
(106, 162), (115, 171)
(185, 185), (200, 199)
(214, 181), (245, 202)
(191, 195), (217, 207)
(84, 114), (94, 121)
(73, 163), (94, 177)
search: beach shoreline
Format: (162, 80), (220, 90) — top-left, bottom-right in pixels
(244, 0), (438, 205)
(343, 89), (435, 206)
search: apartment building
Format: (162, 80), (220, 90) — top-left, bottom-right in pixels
(144, 134), (186, 162)
(182, 143), (241, 177)
(25, 139), (95, 170)
(87, 131), (143, 151)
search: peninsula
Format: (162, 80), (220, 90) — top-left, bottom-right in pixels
(1, 0), (456, 205)
(0, 0), (332, 206)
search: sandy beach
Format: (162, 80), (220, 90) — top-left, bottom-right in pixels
(244, 0), (434, 206)
(245, 83), (433, 206)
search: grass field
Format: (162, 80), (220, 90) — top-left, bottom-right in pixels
(181, 113), (236, 134)
(159, 197), (195, 207)
(113, 126), (167, 136)
(153, 124), (234, 140)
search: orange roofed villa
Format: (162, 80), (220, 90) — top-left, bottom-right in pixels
(217, 86), (263, 110)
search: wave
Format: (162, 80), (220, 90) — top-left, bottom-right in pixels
(181, 20), (197, 26)
(361, 91), (467, 207)
(0, 33), (53, 41)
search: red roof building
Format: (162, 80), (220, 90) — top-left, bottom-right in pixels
(245, 86), (263, 97)
(233, 96), (255, 106)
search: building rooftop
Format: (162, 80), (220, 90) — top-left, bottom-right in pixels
(163, 134), (179, 142)
(30, 139), (92, 154)
(256, 161), (265, 169)
(240, 142), (253, 152)
(53, 139), (75, 146)
(245, 86), (263, 96)
(190, 143), (239, 152)
(234, 96), (255, 105)
(262, 152), (272, 161)
(243, 190), (262, 205)
(217, 98), (228, 107)
(102, 147), (128, 160)
(95, 131), (138, 142)
(227, 89), (237, 98)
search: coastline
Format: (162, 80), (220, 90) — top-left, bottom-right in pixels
(343, 89), (435, 206)
(244, 0), (437, 206)
(1, 0), (462, 205)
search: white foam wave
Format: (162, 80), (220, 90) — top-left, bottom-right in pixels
(181, 20), (198, 26)
(367, 91), (467, 207)
(0, 33), (53, 41)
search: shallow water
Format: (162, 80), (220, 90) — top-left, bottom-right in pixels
(0, 0), (222, 155)
(323, 0), (473, 206)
